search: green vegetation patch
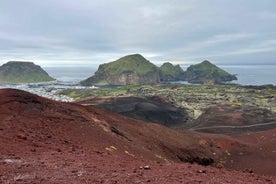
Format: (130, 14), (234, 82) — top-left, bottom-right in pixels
(184, 60), (237, 83)
(160, 62), (184, 78)
(102, 54), (158, 76)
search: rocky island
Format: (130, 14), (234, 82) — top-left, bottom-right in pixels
(81, 54), (160, 85)
(184, 60), (237, 84)
(81, 54), (237, 86)
(0, 61), (55, 84)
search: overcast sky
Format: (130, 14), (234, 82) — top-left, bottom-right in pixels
(0, 0), (275, 66)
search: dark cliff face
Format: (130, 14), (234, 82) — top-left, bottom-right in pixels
(109, 70), (160, 85)
(81, 64), (109, 85)
(81, 54), (160, 86)
(0, 61), (55, 84)
(184, 60), (237, 84)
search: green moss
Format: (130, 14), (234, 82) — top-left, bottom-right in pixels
(59, 84), (156, 99)
(97, 80), (109, 85)
(268, 88), (276, 96)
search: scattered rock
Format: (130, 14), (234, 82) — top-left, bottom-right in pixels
(16, 134), (27, 140)
(243, 169), (254, 174)
(197, 170), (206, 174)
(143, 165), (151, 170)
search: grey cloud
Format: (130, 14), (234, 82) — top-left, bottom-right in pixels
(0, 0), (275, 66)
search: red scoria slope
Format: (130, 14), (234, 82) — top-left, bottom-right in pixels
(0, 89), (275, 183)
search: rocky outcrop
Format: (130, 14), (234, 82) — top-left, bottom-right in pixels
(81, 54), (160, 86)
(0, 61), (54, 84)
(184, 60), (237, 84)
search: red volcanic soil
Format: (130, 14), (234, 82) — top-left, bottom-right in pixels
(226, 129), (276, 175)
(0, 89), (275, 183)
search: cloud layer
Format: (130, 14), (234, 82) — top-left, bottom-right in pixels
(0, 0), (275, 66)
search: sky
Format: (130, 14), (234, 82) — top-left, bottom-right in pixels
(0, 0), (276, 67)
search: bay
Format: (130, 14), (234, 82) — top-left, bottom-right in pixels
(45, 67), (97, 83)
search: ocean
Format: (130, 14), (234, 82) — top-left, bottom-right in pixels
(220, 65), (276, 86)
(45, 67), (97, 83)
(45, 65), (276, 86)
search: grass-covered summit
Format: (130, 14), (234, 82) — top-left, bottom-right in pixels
(103, 54), (158, 76)
(81, 54), (160, 85)
(184, 60), (237, 84)
(159, 62), (185, 81)
(0, 61), (55, 84)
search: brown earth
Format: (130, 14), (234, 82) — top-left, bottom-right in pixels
(0, 89), (275, 183)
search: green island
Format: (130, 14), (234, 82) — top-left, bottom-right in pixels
(81, 54), (160, 86)
(0, 61), (55, 84)
(184, 60), (237, 84)
(81, 54), (237, 86)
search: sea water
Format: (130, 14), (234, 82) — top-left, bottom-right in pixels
(45, 67), (97, 83)
(220, 65), (276, 86)
(44, 65), (276, 86)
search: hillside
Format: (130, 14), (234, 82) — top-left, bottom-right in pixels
(81, 54), (160, 85)
(0, 61), (54, 84)
(64, 84), (276, 131)
(1, 89), (275, 183)
(184, 60), (237, 84)
(159, 62), (185, 81)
